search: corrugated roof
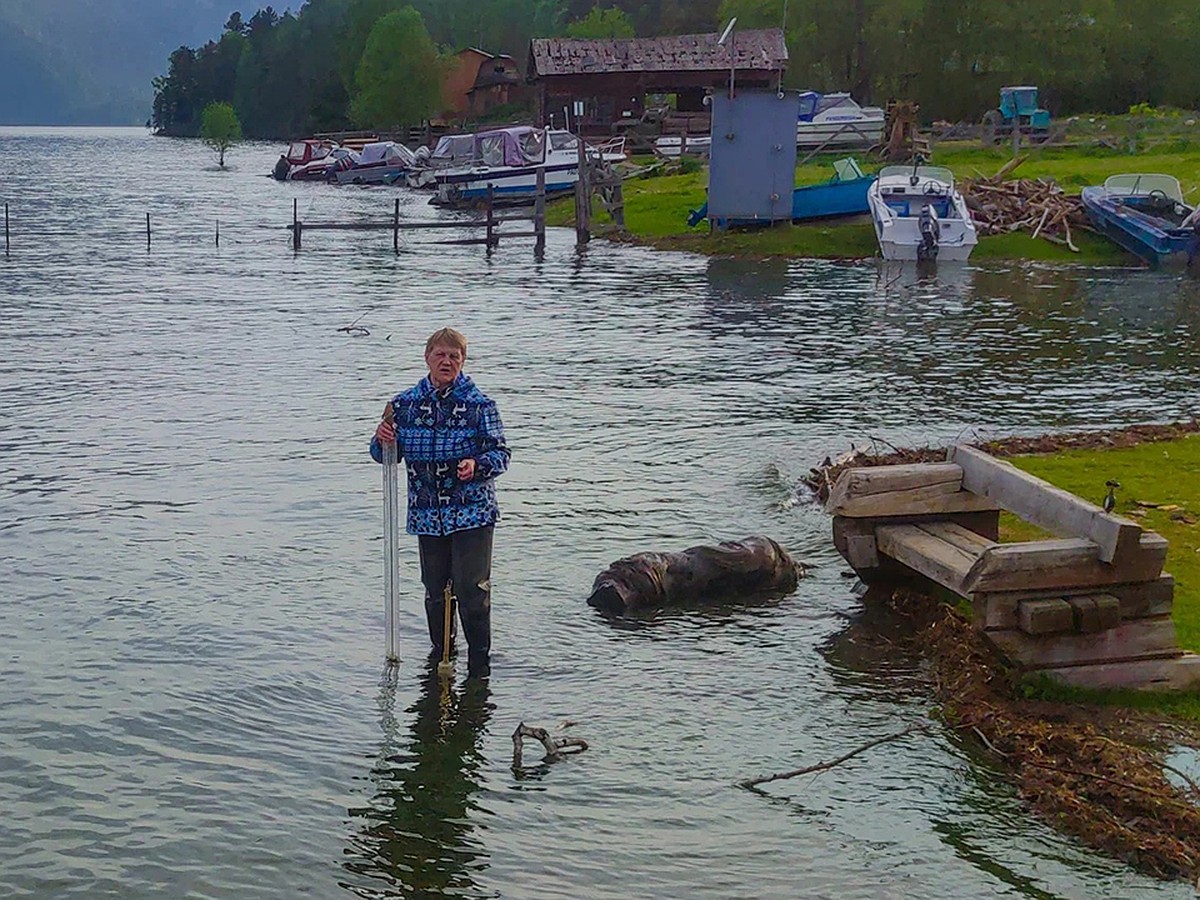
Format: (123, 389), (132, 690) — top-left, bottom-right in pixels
(529, 29), (787, 78)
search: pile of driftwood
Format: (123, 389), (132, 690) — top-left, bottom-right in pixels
(960, 157), (1091, 251)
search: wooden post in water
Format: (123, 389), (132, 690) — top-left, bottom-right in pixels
(534, 167), (547, 256)
(4, 203), (8, 256)
(485, 184), (496, 249)
(215, 219), (220, 248)
(292, 198), (301, 251)
(146, 213), (151, 250)
(574, 136), (590, 245)
(392, 198), (400, 252)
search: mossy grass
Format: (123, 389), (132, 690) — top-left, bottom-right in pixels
(1000, 435), (1200, 717)
(550, 132), (1200, 263)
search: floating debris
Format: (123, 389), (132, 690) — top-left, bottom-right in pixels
(512, 722), (588, 768)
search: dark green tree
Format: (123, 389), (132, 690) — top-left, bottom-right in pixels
(349, 8), (445, 129)
(565, 5), (635, 38)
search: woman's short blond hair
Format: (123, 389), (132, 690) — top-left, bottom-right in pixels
(424, 327), (468, 358)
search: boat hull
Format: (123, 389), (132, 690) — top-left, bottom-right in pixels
(689, 176), (875, 229)
(796, 120), (884, 148)
(335, 164), (410, 185)
(432, 163), (578, 207)
(1080, 186), (1199, 266)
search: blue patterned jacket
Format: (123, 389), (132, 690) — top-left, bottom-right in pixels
(370, 374), (510, 536)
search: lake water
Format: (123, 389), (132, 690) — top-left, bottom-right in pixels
(2, 127), (1198, 899)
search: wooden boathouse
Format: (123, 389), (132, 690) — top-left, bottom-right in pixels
(828, 445), (1198, 690)
(526, 29), (788, 136)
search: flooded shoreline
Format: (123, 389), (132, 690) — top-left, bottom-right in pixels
(2, 127), (1199, 898)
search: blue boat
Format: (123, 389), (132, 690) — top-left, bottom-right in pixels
(1080, 174), (1200, 267)
(688, 158), (876, 229)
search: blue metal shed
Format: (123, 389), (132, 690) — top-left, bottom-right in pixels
(707, 90), (801, 225)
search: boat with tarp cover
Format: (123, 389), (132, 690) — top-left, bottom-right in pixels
(796, 91), (885, 148)
(334, 141), (418, 185)
(1081, 174), (1200, 267)
(430, 126), (580, 207)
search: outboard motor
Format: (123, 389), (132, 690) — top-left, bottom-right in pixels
(917, 203), (940, 262)
(272, 154), (290, 182)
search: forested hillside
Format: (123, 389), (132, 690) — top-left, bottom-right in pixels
(720, 0), (1200, 122)
(149, 0), (1200, 140)
(150, 0), (724, 139)
(0, 0), (255, 125)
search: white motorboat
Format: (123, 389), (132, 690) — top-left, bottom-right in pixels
(431, 126), (581, 207)
(796, 92), (885, 148)
(868, 163), (978, 261)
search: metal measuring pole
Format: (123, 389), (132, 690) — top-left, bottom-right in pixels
(381, 412), (401, 661)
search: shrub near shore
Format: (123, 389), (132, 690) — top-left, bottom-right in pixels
(550, 136), (1200, 263)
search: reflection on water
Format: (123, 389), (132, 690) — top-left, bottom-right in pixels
(343, 666), (495, 899)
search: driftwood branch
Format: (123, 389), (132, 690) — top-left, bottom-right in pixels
(512, 722), (589, 768)
(739, 723), (931, 789)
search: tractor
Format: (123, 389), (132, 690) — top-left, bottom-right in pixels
(981, 86), (1052, 146)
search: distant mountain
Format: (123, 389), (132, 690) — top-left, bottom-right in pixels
(0, 1), (292, 125)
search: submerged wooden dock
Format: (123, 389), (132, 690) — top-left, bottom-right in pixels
(829, 445), (1198, 691)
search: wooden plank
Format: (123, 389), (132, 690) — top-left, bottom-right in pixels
(830, 488), (1000, 518)
(973, 575), (1174, 630)
(948, 444), (1142, 564)
(1034, 653), (1200, 692)
(829, 463), (963, 503)
(845, 533), (879, 569)
(916, 521), (997, 556)
(964, 533), (1167, 594)
(1066, 595), (1101, 633)
(875, 524), (981, 594)
(1020, 598), (1074, 635)
(987, 616), (1180, 669)
(1093, 593), (1121, 630)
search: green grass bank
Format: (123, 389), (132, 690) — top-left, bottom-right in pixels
(549, 139), (1200, 264)
(1001, 435), (1200, 715)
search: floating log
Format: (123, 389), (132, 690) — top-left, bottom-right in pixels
(586, 536), (804, 613)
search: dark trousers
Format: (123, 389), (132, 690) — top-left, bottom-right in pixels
(418, 525), (493, 671)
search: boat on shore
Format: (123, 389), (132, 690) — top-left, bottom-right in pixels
(1080, 174), (1200, 267)
(687, 158), (875, 229)
(797, 92), (885, 148)
(867, 163), (978, 261)
(654, 134), (711, 158)
(430, 126), (580, 207)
